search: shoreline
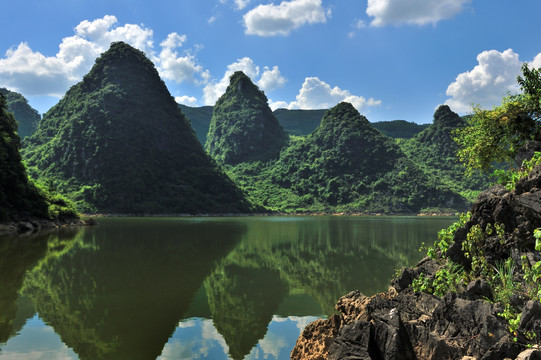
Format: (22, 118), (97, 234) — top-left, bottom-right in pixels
(0, 217), (97, 236)
(81, 211), (459, 218)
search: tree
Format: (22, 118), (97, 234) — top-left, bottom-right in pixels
(453, 64), (541, 173)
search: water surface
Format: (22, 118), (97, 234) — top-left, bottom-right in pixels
(0, 216), (455, 360)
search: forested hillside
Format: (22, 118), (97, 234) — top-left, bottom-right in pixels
(398, 105), (491, 201)
(0, 94), (75, 222)
(8, 50), (485, 215)
(223, 99), (466, 213)
(0, 88), (40, 138)
(22, 42), (251, 214)
(181, 104), (427, 145)
(205, 71), (288, 165)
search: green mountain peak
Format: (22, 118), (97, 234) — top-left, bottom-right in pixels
(433, 104), (463, 129)
(23, 42), (251, 214)
(205, 71), (288, 165)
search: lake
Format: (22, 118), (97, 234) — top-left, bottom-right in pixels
(0, 216), (455, 360)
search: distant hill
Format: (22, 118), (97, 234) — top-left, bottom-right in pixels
(398, 105), (491, 201)
(205, 71), (288, 165)
(273, 108), (327, 136)
(372, 120), (429, 139)
(22, 42), (251, 214)
(228, 102), (466, 213)
(180, 104), (428, 145)
(0, 88), (40, 138)
(178, 104), (213, 144)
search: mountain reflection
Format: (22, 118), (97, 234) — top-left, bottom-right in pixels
(0, 228), (81, 346)
(20, 218), (245, 360)
(0, 216), (454, 360)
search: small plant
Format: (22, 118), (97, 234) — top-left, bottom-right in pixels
(491, 257), (517, 304)
(498, 304), (521, 342)
(494, 151), (541, 191)
(411, 263), (466, 297)
(427, 212), (471, 260)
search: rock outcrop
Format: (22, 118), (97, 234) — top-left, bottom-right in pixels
(292, 165), (541, 359)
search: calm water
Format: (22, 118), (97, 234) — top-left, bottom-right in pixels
(0, 216), (455, 360)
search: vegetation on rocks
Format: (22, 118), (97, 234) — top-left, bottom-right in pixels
(21, 42), (251, 214)
(399, 105), (492, 202)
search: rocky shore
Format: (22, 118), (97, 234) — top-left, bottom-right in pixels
(292, 165), (541, 359)
(0, 216), (96, 236)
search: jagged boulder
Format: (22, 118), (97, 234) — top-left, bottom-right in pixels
(292, 164), (541, 359)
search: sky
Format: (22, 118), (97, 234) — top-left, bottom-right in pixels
(0, 0), (540, 124)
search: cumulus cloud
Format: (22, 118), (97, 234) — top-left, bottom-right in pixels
(157, 32), (206, 85)
(366, 0), (471, 26)
(445, 49), (523, 113)
(258, 66), (287, 91)
(0, 15), (206, 98)
(532, 53), (541, 69)
(202, 57), (287, 105)
(243, 0), (329, 36)
(286, 77), (381, 112)
(175, 95), (198, 106)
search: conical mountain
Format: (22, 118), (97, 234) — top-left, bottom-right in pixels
(399, 105), (491, 201)
(273, 102), (466, 212)
(23, 42), (251, 214)
(0, 88), (40, 138)
(205, 71), (288, 165)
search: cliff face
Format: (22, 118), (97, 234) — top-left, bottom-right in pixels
(292, 165), (541, 359)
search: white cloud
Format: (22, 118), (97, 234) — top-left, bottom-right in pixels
(175, 95), (198, 106)
(532, 53), (541, 69)
(286, 77), (381, 112)
(208, 16), (217, 24)
(243, 0), (329, 36)
(348, 19), (366, 38)
(0, 15), (206, 98)
(203, 57), (287, 105)
(445, 49), (522, 113)
(258, 66), (287, 91)
(366, 0), (471, 26)
(268, 99), (290, 110)
(235, 0), (251, 10)
(157, 32), (206, 85)
(203, 57), (259, 105)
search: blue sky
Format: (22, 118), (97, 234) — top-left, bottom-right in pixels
(0, 0), (540, 123)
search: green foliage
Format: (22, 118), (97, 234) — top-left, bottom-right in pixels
(498, 304), (521, 342)
(225, 102), (466, 213)
(494, 151), (541, 190)
(411, 263), (466, 297)
(453, 64), (541, 174)
(273, 108), (327, 136)
(205, 71), (288, 165)
(0, 88), (40, 138)
(22, 42), (252, 214)
(399, 105), (491, 202)
(372, 120), (429, 139)
(492, 257), (518, 304)
(427, 211), (471, 259)
(178, 104), (214, 144)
